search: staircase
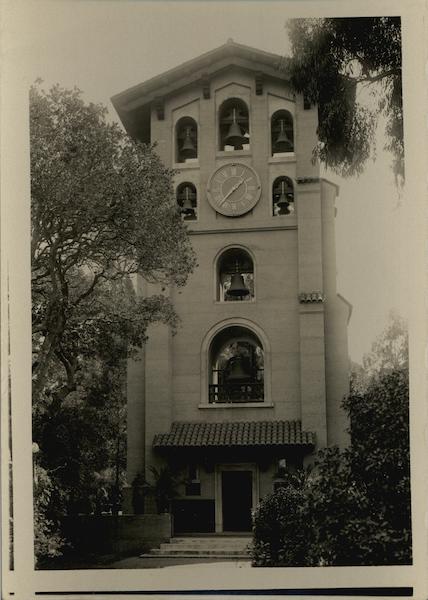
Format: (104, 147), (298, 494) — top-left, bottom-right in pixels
(143, 535), (252, 559)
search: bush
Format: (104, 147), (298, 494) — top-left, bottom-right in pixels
(252, 316), (411, 567)
(251, 472), (312, 566)
(34, 464), (65, 566)
(306, 447), (405, 566)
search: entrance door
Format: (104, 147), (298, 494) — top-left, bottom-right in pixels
(221, 470), (253, 532)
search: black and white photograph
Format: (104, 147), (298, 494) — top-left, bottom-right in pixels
(1, 1), (427, 598)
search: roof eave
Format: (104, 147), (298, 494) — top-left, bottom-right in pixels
(111, 41), (290, 115)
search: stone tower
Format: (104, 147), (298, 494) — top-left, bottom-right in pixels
(112, 40), (350, 533)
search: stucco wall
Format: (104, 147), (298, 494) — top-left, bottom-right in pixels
(125, 62), (350, 486)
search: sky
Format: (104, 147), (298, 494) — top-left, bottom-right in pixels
(5, 0), (411, 363)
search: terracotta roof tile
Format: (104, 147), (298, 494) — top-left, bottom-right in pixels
(153, 420), (315, 449)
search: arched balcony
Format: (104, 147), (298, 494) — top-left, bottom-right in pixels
(209, 326), (264, 404)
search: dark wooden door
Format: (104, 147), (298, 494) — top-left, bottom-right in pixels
(221, 470), (252, 532)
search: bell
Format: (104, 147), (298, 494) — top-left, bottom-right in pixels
(180, 127), (197, 159)
(226, 273), (250, 298)
(180, 187), (196, 218)
(276, 192), (290, 215)
(224, 108), (247, 149)
(274, 120), (293, 152)
(275, 181), (293, 215)
(181, 197), (195, 218)
(227, 356), (250, 381)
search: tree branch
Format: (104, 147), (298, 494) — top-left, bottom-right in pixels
(355, 68), (401, 84)
(72, 271), (105, 306)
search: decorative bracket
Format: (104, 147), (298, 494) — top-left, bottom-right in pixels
(154, 96), (164, 120)
(299, 291), (325, 304)
(296, 177), (320, 185)
(255, 72), (264, 95)
(201, 73), (211, 99)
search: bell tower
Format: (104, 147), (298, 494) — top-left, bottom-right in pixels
(112, 40), (351, 530)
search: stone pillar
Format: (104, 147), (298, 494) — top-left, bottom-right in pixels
(122, 275), (146, 514)
(295, 94), (319, 181)
(151, 102), (172, 166)
(296, 181), (327, 448)
(122, 347), (146, 514)
(143, 283), (173, 481)
(198, 89), (215, 225)
(321, 181), (351, 448)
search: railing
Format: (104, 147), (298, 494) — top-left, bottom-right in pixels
(208, 382), (264, 404)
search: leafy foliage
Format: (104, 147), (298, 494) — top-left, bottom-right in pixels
(31, 83), (196, 402)
(251, 472), (312, 566)
(252, 316), (411, 566)
(285, 17), (403, 179)
(148, 466), (182, 514)
(30, 83), (196, 563)
(33, 464), (66, 565)
(361, 313), (408, 380)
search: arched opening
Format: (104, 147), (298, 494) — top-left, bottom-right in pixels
(219, 98), (250, 151)
(209, 326), (264, 404)
(217, 247), (254, 301)
(272, 176), (294, 216)
(176, 182), (197, 220)
(271, 110), (294, 155)
(175, 117), (198, 163)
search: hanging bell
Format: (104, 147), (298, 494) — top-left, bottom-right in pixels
(276, 192), (290, 215)
(224, 109), (248, 149)
(180, 187), (196, 218)
(275, 181), (294, 215)
(274, 120), (293, 152)
(226, 272), (250, 298)
(227, 355), (250, 381)
(180, 127), (197, 159)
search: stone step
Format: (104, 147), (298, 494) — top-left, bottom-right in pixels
(140, 552), (250, 561)
(165, 540), (251, 548)
(171, 536), (251, 545)
(140, 536), (252, 559)
(161, 543), (251, 550)
(164, 539), (251, 546)
(160, 544), (250, 553)
(148, 548), (250, 557)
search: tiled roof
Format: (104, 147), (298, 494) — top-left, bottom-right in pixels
(153, 420), (315, 449)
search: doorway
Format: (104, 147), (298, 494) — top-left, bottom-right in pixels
(221, 470), (253, 532)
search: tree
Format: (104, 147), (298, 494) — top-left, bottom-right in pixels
(285, 17), (403, 180)
(30, 83), (196, 561)
(252, 315), (411, 566)
(306, 361), (410, 566)
(361, 312), (408, 380)
(31, 83), (196, 406)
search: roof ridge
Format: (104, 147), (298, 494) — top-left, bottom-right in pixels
(111, 41), (288, 110)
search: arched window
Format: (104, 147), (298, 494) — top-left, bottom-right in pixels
(272, 176), (294, 216)
(176, 182), (197, 220)
(209, 326), (264, 404)
(271, 110), (294, 155)
(219, 98), (250, 151)
(175, 117), (198, 163)
(217, 247), (254, 301)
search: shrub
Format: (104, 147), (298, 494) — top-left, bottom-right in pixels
(251, 472), (312, 566)
(34, 464), (65, 566)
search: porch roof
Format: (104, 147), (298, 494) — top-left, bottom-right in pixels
(153, 420), (315, 449)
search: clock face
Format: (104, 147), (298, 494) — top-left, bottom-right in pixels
(207, 163), (261, 216)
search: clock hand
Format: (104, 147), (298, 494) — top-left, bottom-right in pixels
(218, 178), (244, 206)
